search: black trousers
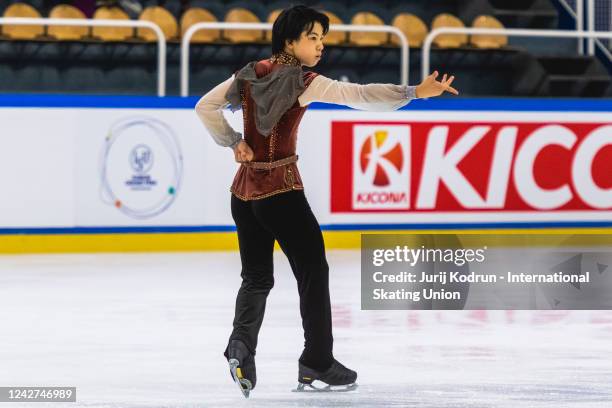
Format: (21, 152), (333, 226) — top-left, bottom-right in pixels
(225, 189), (334, 371)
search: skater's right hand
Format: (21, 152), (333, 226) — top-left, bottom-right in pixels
(233, 140), (254, 163)
(416, 71), (459, 98)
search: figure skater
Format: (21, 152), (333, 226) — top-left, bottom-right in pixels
(195, 4), (458, 398)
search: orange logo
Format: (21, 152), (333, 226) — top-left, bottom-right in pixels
(359, 130), (404, 186)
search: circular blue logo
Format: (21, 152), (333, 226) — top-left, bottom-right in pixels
(100, 116), (183, 219)
(129, 144), (154, 174)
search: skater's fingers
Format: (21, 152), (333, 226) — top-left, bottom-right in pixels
(430, 71), (439, 80)
(442, 75), (454, 85)
(242, 148), (253, 162)
(441, 73), (447, 83)
(446, 85), (459, 95)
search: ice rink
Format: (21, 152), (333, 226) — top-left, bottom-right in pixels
(1, 250), (611, 408)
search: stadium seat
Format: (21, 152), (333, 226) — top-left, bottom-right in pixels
(137, 6), (178, 41)
(61, 66), (105, 93)
(189, 0), (224, 21)
(347, 2), (391, 25)
(390, 13), (427, 48)
(224, 0), (267, 22)
(92, 7), (132, 42)
(312, 1), (347, 23)
(47, 4), (88, 41)
(2, 3), (44, 40)
(389, 3), (427, 22)
(431, 13), (468, 48)
(263, 8), (282, 41)
(470, 15), (508, 49)
(349, 11), (386, 46)
(190, 65), (234, 95)
(181, 7), (220, 43)
(151, 0), (182, 20)
(322, 10), (345, 45)
(223, 7), (261, 43)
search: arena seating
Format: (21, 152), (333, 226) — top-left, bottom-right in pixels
(390, 13), (427, 48)
(92, 6), (132, 41)
(0, 0), (609, 96)
(180, 7), (219, 43)
(431, 13), (468, 48)
(470, 15), (508, 49)
(223, 7), (261, 43)
(48, 4), (88, 40)
(2, 2), (44, 39)
(137, 5), (178, 41)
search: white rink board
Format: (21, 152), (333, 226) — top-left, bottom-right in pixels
(0, 103), (609, 229)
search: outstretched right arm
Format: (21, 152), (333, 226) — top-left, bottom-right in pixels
(297, 75), (418, 111)
(297, 71), (458, 109)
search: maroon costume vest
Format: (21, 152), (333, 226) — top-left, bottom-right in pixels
(230, 59), (318, 201)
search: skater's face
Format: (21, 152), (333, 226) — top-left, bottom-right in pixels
(284, 21), (325, 67)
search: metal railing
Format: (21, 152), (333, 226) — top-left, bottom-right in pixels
(578, 0), (585, 54)
(556, 0), (611, 60)
(180, 22), (409, 97)
(0, 17), (167, 96)
(587, 0), (595, 54)
(422, 27), (612, 82)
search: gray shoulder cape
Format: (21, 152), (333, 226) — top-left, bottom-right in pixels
(224, 61), (306, 137)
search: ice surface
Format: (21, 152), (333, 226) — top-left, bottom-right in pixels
(0, 250), (611, 407)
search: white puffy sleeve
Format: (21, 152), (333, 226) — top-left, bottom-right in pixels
(195, 75), (243, 150)
(298, 74), (418, 111)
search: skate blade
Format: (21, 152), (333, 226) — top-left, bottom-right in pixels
(293, 381), (358, 393)
(228, 358), (252, 399)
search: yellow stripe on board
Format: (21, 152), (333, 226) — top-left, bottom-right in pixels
(0, 228), (609, 254)
(0, 232), (238, 254)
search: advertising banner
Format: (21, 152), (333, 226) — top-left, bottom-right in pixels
(0, 98), (609, 231)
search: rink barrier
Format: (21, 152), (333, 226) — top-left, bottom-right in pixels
(0, 95), (609, 253)
(1, 94), (611, 111)
(0, 227), (611, 253)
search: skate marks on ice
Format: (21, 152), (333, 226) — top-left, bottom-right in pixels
(242, 388), (610, 408)
(0, 251), (611, 407)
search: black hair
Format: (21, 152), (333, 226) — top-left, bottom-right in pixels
(271, 5), (329, 55)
